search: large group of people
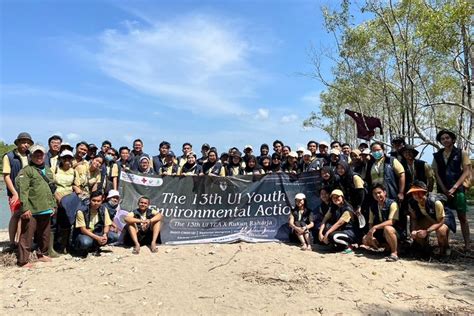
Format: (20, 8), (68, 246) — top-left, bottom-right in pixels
(2, 129), (471, 266)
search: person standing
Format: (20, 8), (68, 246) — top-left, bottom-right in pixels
(2, 132), (33, 249)
(45, 135), (62, 170)
(432, 129), (471, 251)
(15, 144), (56, 267)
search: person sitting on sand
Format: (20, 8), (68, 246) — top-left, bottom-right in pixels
(288, 193), (314, 250)
(362, 184), (401, 262)
(318, 189), (359, 254)
(123, 196), (163, 254)
(73, 190), (119, 255)
(407, 181), (456, 256)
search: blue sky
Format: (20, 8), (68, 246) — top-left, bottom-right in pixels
(1, 0), (349, 154)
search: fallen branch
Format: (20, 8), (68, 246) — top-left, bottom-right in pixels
(208, 246), (242, 272)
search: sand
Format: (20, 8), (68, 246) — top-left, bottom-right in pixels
(0, 229), (473, 315)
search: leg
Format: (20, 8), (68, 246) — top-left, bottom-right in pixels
(34, 214), (52, 261)
(17, 215), (37, 266)
(107, 231), (119, 244)
(126, 225), (141, 254)
(383, 226), (399, 259)
(303, 232), (312, 250)
(9, 211), (21, 245)
(457, 212), (470, 251)
(328, 230), (353, 252)
(75, 234), (95, 252)
(150, 221), (162, 252)
(436, 224), (450, 255)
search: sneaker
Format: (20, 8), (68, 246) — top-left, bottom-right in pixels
(341, 248), (354, 254)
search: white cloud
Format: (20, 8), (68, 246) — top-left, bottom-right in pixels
(94, 14), (262, 115)
(66, 133), (81, 142)
(280, 114), (298, 123)
(255, 108), (269, 120)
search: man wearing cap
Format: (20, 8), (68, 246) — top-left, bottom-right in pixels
(327, 148), (341, 171)
(242, 145), (253, 165)
(299, 150), (319, 172)
(197, 143), (211, 165)
(282, 151), (299, 174)
(85, 143), (98, 161)
(389, 136), (406, 162)
(45, 135), (62, 171)
(400, 145), (434, 192)
(159, 152), (179, 175)
(318, 141), (329, 162)
(3, 132), (33, 249)
(103, 189), (121, 233)
(407, 181), (456, 256)
(432, 129), (471, 251)
(15, 144), (56, 267)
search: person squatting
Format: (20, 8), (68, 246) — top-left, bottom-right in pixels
(2, 130), (471, 266)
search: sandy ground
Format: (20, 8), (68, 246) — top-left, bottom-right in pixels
(0, 229), (473, 315)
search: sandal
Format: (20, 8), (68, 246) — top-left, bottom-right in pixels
(386, 254), (399, 262)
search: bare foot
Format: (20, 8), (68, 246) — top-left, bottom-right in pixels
(21, 262), (35, 269)
(37, 255), (52, 263)
(150, 243), (158, 253)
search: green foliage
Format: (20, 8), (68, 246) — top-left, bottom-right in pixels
(308, 0), (472, 150)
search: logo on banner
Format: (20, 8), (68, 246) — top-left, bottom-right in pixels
(219, 180), (228, 191)
(120, 171), (163, 187)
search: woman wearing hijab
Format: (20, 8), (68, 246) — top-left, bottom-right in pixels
(201, 149), (226, 176)
(270, 153), (283, 173)
(320, 166), (339, 194)
(227, 151), (244, 176)
(138, 156), (155, 175)
(178, 152), (202, 175)
(289, 193), (314, 251)
(335, 160), (366, 218)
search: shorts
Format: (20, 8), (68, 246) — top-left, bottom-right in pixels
(123, 226), (153, 246)
(451, 192), (468, 213)
(9, 197), (21, 213)
(373, 227), (401, 244)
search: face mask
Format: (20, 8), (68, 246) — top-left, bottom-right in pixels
(105, 155), (113, 162)
(109, 200), (118, 207)
(372, 151), (383, 160)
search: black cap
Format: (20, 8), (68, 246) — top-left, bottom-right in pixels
(202, 143), (210, 149)
(88, 143), (98, 150)
(160, 141), (171, 149)
(400, 145), (419, 157)
(436, 129), (456, 143)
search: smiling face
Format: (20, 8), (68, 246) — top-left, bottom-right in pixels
(331, 194), (344, 206)
(372, 187), (386, 203)
(295, 198), (305, 209)
(440, 133), (455, 148)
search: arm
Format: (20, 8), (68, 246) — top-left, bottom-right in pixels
(448, 153), (471, 196)
(3, 173), (18, 202)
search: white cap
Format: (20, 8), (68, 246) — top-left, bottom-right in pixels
(330, 148), (341, 156)
(297, 146), (305, 152)
(244, 145), (253, 150)
(319, 141), (329, 147)
(302, 150), (311, 156)
(60, 150), (74, 158)
(107, 189), (120, 199)
(288, 151), (298, 158)
(295, 193), (306, 200)
(30, 144), (46, 154)
(361, 148), (371, 155)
